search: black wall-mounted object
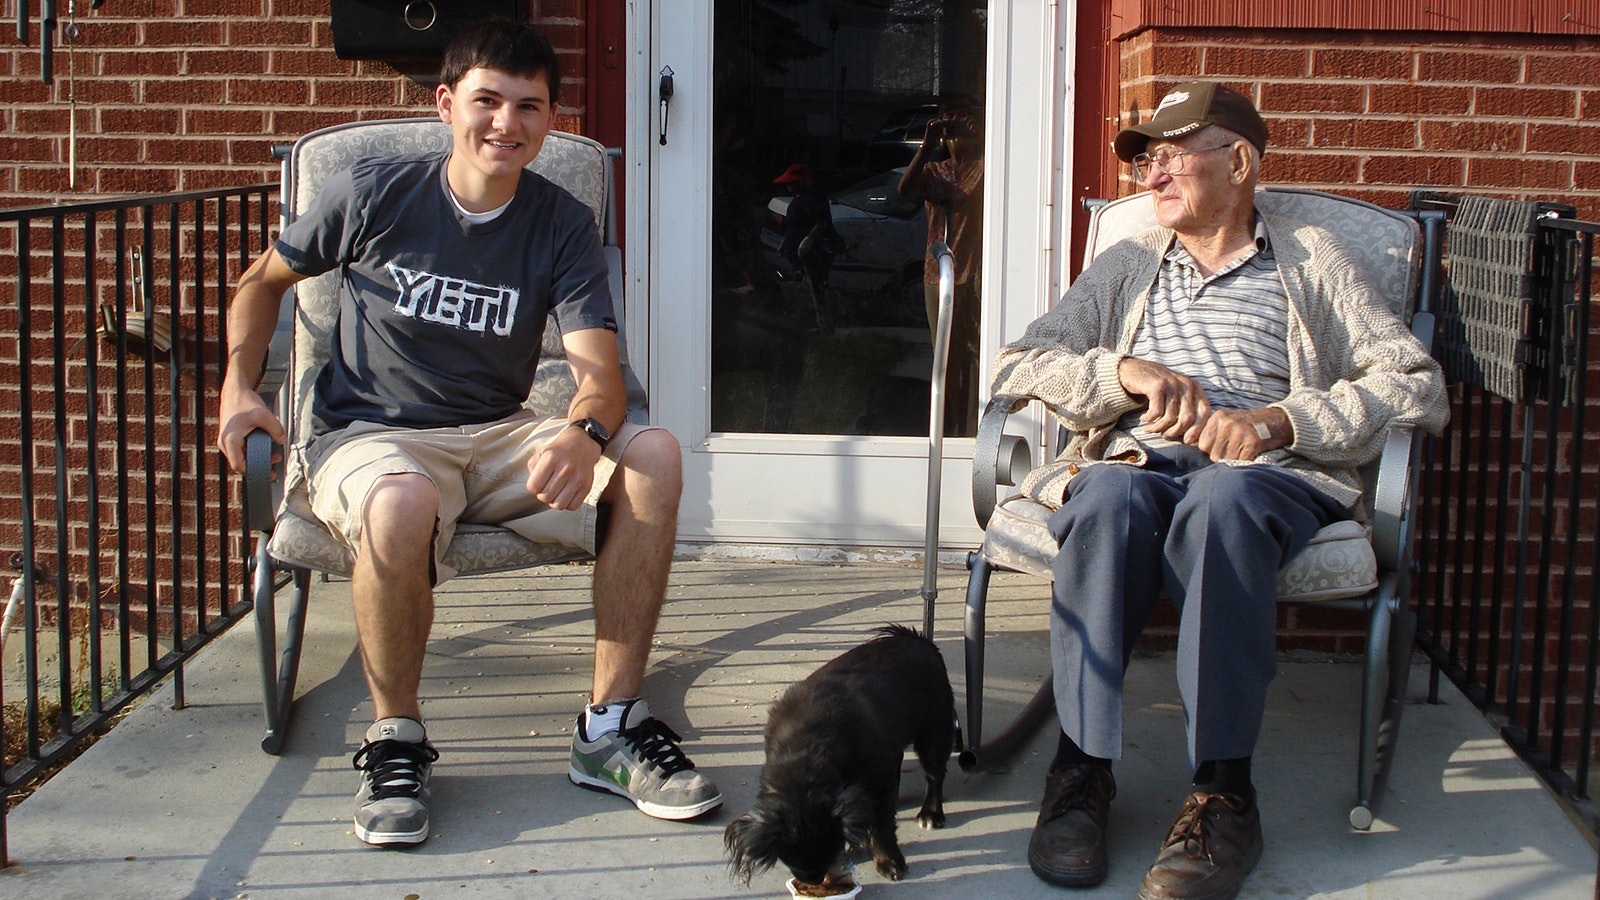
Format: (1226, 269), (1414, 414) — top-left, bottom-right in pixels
(330, 0), (520, 62)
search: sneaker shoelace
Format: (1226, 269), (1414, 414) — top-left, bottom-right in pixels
(1046, 767), (1114, 819)
(353, 739), (440, 801)
(1167, 792), (1245, 863)
(619, 716), (695, 777)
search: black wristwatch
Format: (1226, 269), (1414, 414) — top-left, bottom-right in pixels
(570, 417), (612, 450)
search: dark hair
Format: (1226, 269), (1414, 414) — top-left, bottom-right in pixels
(439, 18), (562, 103)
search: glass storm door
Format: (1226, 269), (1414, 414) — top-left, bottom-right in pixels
(639, 2), (1058, 550)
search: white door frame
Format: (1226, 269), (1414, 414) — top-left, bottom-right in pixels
(624, 1), (1070, 552)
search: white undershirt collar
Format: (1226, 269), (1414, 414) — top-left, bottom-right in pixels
(447, 188), (512, 224)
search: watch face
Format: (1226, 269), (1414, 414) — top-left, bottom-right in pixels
(579, 417), (610, 446)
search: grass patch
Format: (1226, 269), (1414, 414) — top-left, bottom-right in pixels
(3, 671), (130, 812)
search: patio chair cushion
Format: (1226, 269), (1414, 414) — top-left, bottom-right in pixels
(289, 119), (606, 226)
(283, 122), (633, 454)
(980, 494), (1377, 602)
(268, 488), (589, 578)
(1088, 188), (1419, 320)
(266, 122), (638, 580)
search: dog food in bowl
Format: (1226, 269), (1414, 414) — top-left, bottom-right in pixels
(785, 874), (861, 899)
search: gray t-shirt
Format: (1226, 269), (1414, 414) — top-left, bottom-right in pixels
(276, 150), (616, 433)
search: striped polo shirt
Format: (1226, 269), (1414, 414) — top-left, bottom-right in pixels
(1118, 217), (1290, 449)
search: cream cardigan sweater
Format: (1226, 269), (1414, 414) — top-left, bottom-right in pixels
(991, 208), (1449, 515)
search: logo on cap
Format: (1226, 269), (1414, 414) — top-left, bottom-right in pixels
(1155, 90), (1190, 114)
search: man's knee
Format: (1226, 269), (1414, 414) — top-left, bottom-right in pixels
(1052, 464), (1167, 538)
(362, 473), (440, 551)
(613, 428), (683, 505)
(1174, 465), (1276, 527)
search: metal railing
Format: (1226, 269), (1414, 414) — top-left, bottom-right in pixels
(1410, 192), (1600, 838)
(0, 183), (278, 864)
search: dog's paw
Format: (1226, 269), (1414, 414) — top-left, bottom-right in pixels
(873, 857), (907, 881)
(916, 809), (946, 830)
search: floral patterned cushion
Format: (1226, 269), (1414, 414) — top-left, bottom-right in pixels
(266, 120), (638, 577)
(978, 187), (1410, 603)
(1088, 187), (1419, 319)
(979, 495), (1378, 602)
(268, 487), (589, 577)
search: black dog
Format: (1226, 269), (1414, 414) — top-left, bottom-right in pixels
(725, 625), (956, 889)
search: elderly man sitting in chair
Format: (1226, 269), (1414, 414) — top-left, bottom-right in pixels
(993, 84), (1446, 899)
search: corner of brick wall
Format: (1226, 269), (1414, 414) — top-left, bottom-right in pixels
(1119, 27), (1600, 221)
(1, 2), (588, 207)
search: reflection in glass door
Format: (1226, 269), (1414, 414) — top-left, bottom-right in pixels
(710, 1), (987, 438)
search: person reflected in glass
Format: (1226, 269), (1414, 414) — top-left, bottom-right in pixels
(773, 163), (838, 331)
(898, 96), (984, 436)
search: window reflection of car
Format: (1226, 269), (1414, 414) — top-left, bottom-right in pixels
(760, 169), (928, 325)
(865, 104), (939, 173)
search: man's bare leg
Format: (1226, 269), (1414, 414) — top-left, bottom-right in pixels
(590, 428), (682, 704)
(570, 428), (719, 820)
(349, 472), (441, 846)
(351, 473), (439, 722)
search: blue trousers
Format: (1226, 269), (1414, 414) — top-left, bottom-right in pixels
(1046, 450), (1349, 766)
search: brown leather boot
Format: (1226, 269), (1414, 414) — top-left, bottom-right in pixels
(1027, 764), (1116, 886)
(1137, 791), (1262, 900)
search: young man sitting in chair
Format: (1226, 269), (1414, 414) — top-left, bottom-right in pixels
(215, 19), (721, 846)
(993, 84), (1446, 898)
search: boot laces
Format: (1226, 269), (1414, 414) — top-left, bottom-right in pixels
(1047, 766), (1114, 818)
(1169, 792), (1244, 862)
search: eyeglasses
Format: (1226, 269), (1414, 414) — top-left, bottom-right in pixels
(1130, 143), (1234, 181)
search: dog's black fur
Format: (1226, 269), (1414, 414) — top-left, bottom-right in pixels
(724, 625), (956, 886)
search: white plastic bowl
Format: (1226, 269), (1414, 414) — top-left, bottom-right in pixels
(784, 874), (862, 899)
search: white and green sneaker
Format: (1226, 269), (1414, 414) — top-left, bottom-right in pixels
(568, 698), (723, 820)
(352, 717), (439, 846)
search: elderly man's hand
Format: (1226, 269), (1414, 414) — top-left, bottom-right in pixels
(1196, 407), (1292, 462)
(1118, 357), (1212, 444)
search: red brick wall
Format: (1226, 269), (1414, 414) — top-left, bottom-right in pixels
(0, 1), (592, 207)
(1114, 28), (1600, 221)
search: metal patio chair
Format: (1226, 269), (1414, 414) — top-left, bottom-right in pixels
(959, 187), (1442, 829)
(242, 119), (644, 754)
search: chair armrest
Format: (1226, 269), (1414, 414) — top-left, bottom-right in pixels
(244, 428), (279, 534)
(971, 393), (1034, 529)
(1410, 310), (1435, 355)
(252, 285), (297, 404)
(1368, 424), (1418, 574)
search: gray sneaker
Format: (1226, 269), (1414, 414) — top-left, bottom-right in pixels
(568, 698), (723, 820)
(352, 717), (439, 846)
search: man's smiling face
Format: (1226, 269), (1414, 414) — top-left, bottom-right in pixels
(436, 66), (556, 208)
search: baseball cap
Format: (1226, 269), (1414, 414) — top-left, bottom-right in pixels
(773, 163), (813, 184)
(1113, 83), (1269, 162)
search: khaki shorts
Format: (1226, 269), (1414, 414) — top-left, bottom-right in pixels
(305, 409), (653, 582)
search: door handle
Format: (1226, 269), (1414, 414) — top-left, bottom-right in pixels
(658, 65), (675, 146)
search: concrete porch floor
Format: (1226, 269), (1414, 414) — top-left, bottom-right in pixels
(2, 558), (1595, 899)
